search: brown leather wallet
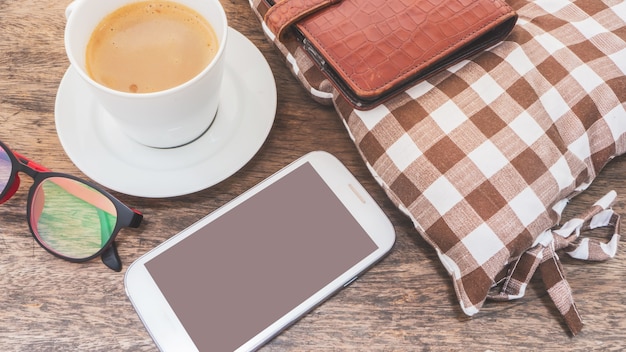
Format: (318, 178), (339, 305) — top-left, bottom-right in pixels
(264, 0), (518, 110)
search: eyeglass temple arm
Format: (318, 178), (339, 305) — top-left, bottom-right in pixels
(101, 241), (122, 272)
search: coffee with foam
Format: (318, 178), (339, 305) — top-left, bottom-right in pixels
(86, 0), (218, 93)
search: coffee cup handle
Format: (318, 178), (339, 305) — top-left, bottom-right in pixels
(65, 1), (77, 19)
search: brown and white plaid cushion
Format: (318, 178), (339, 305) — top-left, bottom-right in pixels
(250, 0), (626, 334)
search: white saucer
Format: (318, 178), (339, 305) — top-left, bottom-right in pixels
(55, 28), (277, 198)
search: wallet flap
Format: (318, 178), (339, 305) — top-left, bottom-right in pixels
(265, 0), (342, 39)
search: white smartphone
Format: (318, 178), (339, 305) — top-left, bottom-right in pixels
(125, 151), (395, 351)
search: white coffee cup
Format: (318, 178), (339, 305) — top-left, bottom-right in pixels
(64, 0), (228, 148)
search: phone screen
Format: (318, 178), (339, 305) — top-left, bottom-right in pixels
(144, 162), (379, 351)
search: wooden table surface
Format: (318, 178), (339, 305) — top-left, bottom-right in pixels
(1, 0), (624, 351)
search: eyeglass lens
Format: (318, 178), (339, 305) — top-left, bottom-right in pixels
(31, 177), (119, 259)
(0, 144), (119, 260)
(0, 145), (11, 192)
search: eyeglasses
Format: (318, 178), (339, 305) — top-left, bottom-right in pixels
(0, 139), (142, 271)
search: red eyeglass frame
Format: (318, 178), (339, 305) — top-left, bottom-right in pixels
(0, 140), (143, 271)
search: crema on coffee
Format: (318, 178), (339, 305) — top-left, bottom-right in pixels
(86, 0), (218, 93)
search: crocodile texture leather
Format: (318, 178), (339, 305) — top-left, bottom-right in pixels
(265, 0), (341, 38)
(264, 0), (517, 109)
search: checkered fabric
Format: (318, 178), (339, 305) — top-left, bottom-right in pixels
(251, 0), (626, 334)
(487, 191), (621, 334)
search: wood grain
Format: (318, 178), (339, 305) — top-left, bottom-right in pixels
(0, 0), (624, 351)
